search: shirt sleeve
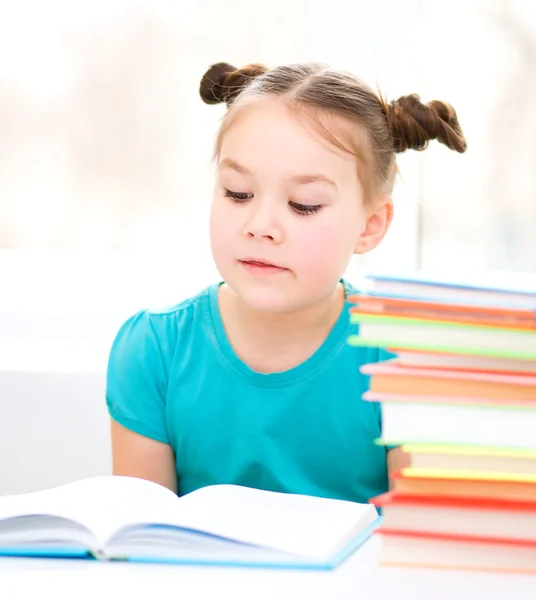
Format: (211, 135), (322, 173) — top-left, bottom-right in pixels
(106, 310), (171, 444)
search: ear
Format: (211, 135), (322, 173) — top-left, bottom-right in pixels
(353, 195), (394, 255)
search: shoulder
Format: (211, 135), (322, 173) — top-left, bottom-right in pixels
(141, 283), (215, 323)
(109, 284), (217, 365)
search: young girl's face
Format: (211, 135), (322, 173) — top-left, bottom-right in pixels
(210, 97), (377, 313)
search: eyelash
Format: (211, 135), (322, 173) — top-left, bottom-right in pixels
(290, 201), (323, 216)
(223, 189), (324, 217)
(224, 189), (252, 203)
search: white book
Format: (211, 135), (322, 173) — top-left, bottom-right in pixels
(380, 401), (536, 450)
(358, 271), (536, 309)
(0, 476), (379, 570)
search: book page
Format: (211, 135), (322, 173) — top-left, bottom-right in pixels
(162, 484), (378, 560)
(0, 477), (378, 558)
(0, 476), (187, 547)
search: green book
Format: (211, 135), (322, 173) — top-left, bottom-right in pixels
(348, 314), (536, 360)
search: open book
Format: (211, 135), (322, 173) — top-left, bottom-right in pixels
(0, 476), (379, 570)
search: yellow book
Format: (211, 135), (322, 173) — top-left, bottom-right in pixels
(400, 444), (536, 476)
(402, 443), (536, 458)
(402, 467), (536, 483)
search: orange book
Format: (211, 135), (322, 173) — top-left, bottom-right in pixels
(360, 362), (536, 402)
(391, 470), (536, 502)
(351, 307), (536, 330)
(372, 490), (536, 510)
(363, 390), (536, 408)
(348, 294), (536, 329)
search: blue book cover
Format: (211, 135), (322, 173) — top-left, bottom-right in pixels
(0, 518), (381, 571)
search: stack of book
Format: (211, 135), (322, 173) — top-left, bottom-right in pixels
(348, 272), (536, 574)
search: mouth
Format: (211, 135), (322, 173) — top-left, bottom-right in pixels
(239, 258), (288, 273)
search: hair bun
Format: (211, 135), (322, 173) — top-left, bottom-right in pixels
(199, 62), (268, 106)
(386, 93), (467, 154)
(199, 62), (236, 105)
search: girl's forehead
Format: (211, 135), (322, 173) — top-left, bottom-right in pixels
(219, 97), (361, 174)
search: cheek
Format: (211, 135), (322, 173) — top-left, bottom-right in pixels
(292, 216), (361, 275)
(209, 202), (230, 257)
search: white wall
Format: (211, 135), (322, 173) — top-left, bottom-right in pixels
(0, 301), (120, 494)
(0, 261), (120, 495)
(0, 369), (109, 495)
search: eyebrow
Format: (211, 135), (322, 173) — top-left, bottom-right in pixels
(219, 158), (338, 189)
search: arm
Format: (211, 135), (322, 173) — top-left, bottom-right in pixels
(386, 446), (411, 489)
(111, 419), (178, 493)
(106, 310), (178, 493)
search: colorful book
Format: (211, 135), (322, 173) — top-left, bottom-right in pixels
(390, 469), (536, 502)
(400, 443), (536, 475)
(349, 293), (536, 321)
(348, 313), (536, 360)
(364, 391), (534, 408)
(372, 490), (536, 542)
(352, 271), (536, 574)
(371, 396), (536, 449)
(350, 295), (536, 330)
(360, 362), (536, 402)
(377, 529), (536, 574)
(356, 272), (536, 309)
(389, 349), (536, 375)
(0, 476), (379, 569)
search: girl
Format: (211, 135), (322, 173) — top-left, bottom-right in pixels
(106, 62), (466, 502)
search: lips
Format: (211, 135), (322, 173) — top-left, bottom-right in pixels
(242, 260), (278, 268)
(240, 258), (284, 268)
(239, 258), (288, 273)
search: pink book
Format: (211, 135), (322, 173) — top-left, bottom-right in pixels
(362, 391), (536, 408)
(360, 361), (536, 386)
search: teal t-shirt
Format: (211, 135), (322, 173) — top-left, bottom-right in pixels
(106, 280), (392, 503)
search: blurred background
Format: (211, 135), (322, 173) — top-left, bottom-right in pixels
(1, 0), (535, 493)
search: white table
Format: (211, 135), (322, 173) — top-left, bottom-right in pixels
(0, 536), (534, 600)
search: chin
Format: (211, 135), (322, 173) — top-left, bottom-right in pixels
(237, 286), (301, 313)
(217, 260), (341, 314)
(223, 275), (304, 314)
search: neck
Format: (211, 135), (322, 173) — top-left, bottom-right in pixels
(218, 282), (346, 373)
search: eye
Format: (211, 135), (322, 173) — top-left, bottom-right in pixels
(289, 201), (324, 216)
(224, 189), (253, 203)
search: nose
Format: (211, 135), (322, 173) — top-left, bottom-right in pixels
(243, 202), (283, 244)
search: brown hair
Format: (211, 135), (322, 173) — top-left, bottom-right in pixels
(199, 62), (467, 200)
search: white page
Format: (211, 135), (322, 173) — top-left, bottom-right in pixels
(0, 476), (189, 547)
(0, 477), (377, 559)
(382, 402), (536, 450)
(161, 484), (378, 560)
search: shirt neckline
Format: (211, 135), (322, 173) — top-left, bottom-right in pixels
(206, 280), (354, 388)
